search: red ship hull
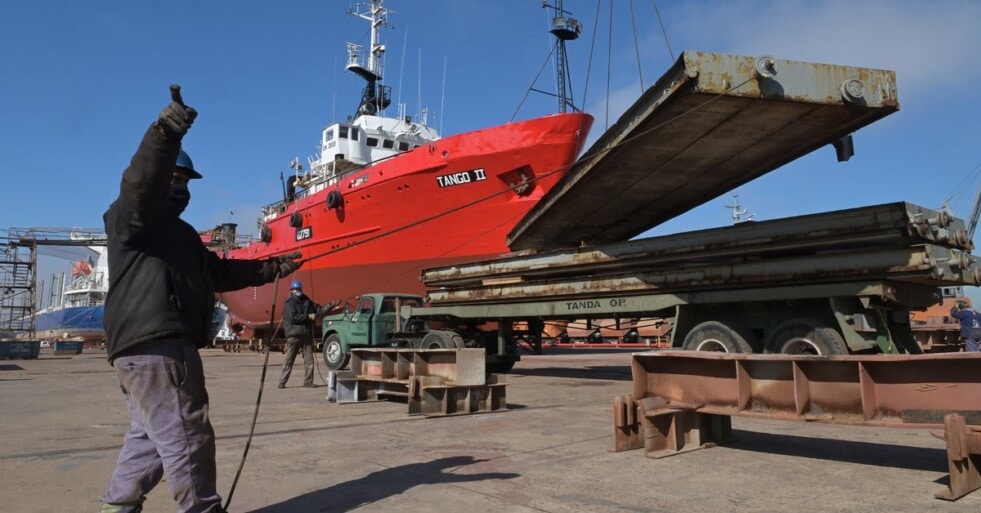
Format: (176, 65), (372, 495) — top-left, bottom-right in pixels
(220, 112), (593, 337)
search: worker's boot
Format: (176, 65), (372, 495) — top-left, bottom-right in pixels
(100, 499), (144, 513)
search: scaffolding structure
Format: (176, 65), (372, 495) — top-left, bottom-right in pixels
(0, 225), (250, 340)
(0, 227), (106, 338)
(0, 234), (36, 337)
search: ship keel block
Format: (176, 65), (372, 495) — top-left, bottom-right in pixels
(508, 50), (899, 251)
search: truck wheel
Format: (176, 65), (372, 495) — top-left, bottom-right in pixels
(486, 360), (516, 373)
(419, 330), (465, 349)
(766, 318), (847, 355)
(323, 334), (349, 370)
(682, 320), (759, 353)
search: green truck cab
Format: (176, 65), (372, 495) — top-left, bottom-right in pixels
(320, 292), (523, 373)
(320, 293), (424, 370)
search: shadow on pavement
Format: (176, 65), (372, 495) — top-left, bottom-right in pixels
(509, 365), (631, 381)
(728, 429), (947, 473)
(250, 455), (519, 512)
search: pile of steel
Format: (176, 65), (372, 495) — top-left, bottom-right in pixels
(423, 202), (980, 305)
(333, 347), (507, 417)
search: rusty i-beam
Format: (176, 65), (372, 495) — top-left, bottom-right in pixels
(612, 350), (981, 500)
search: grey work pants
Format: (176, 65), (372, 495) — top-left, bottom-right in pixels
(279, 336), (314, 387)
(965, 337), (981, 352)
(101, 340), (223, 513)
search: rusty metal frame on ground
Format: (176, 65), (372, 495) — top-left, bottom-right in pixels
(612, 350), (981, 500)
(333, 348), (508, 417)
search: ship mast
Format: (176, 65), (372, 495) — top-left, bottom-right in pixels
(346, 0), (392, 117)
(544, 0), (581, 113)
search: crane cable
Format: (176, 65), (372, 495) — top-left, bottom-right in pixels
(223, 275), (284, 511)
(222, 33), (760, 509)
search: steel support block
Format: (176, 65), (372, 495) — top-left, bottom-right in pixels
(338, 348), (507, 417)
(418, 374), (508, 417)
(612, 395), (643, 452)
(611, 394), (731, 457)
(936, 413), (981, 501)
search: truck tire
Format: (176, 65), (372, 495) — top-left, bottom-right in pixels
(766, 318), (847, 355)
(418, 330), (465, 349)
(323, 334), (349, 370)
(682, 320), (759, 353)
(486, 360), (516, 373)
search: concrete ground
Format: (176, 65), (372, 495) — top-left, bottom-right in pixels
(1, 346), (978, 513)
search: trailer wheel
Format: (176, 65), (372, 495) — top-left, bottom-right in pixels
(766, 318), (847, 355)
(323, 334), (349, 370)
(419, 330), (465, 349)
(682, 321), (759, 353)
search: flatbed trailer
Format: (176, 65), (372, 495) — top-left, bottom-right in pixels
(390, 202), (979, 367)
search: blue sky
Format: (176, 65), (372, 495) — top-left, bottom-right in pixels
(3, 1), (980, 300)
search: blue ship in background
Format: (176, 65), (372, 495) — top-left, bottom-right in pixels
(34, 246), (108, 342)
(32, 234), (236, 344)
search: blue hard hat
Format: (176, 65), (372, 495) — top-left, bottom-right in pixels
(290, 280), (303, 290)
(176, 149), (203, 179)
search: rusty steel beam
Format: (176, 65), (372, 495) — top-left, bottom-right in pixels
(337, 348), (507, 417)
(425, 245), (979, 305)
(348, 348), (486, 386)
(614, 351), (981, 500)
(428, 202), (970, 288)
(628, 350), (981, 427)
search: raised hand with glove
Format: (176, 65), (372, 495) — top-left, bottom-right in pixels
(318, 300), (341, 315)
(155, 84), (198, 137)
(275, 252), (304, 277)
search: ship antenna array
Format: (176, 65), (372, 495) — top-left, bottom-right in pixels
(543, 0), (581, 113)
(510, 1), (582, 121)
(725, 194), (755, 224)
(346, 0), (393, 118)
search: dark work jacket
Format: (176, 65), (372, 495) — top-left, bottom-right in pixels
(950, 308), (981, 340)
(103, 124), (279, 361)
(283, 293), (319, 339)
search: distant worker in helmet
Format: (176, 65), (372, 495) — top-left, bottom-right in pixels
(279, 280), (328, 388)
(100, 86), (303, 513)
(950, 300), (981, 352)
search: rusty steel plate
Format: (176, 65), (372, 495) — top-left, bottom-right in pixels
(508, 50), (899, 251)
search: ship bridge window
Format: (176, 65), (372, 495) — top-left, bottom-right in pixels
(366, 137), (379, 147)
(339, 126), (349, 139)
(382, 139), (394, 149)
(398, 141), (410, 151)
(350, 128), (359, 141)
(325, 130), (335, 142)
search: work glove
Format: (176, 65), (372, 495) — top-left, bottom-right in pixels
(275, 251), (303, 277)
(308, 313), (317, 321)
(156, 85), (198, 136)
(317, 301), (340, 316)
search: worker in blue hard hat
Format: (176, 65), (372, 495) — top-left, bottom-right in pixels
(100, 85), (304, 513)
(951, 300), (981, 352)
(278, 279), (326, 388)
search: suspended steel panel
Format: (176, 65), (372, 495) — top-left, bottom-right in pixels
(508, 50), (899, 251)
